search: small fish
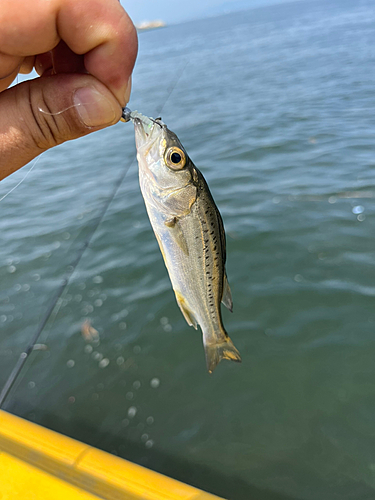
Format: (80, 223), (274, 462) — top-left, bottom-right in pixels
(81, 319), (100, 342)
(127, 109), (241, 373)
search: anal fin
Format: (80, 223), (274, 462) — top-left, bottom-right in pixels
(174, 291), (198, 329)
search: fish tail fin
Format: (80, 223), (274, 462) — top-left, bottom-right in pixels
(204, 336), (241, 374)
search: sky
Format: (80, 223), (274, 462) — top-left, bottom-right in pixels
(120, 0), (302, 25)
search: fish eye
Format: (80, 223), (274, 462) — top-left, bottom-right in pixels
(171, 152), (181, 163)
(165, 147), (186, 170)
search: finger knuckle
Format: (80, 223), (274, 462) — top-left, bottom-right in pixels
(25, 86), (68, 151)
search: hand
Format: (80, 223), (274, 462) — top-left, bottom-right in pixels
(0, 0), (138, 180)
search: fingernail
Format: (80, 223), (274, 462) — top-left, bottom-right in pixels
(73, 87), (117, 127)
(124, 76), (132, 105)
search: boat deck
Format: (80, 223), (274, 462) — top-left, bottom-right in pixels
(0, 410), (224, 500)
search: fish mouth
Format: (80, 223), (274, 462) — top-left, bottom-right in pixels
(131, 111), (163, 149)
(133, 117), (149, 147)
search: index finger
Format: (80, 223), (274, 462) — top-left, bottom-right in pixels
(0, 0), (138, 104)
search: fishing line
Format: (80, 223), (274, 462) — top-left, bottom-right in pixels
(0, 100), (107, 204)
(0, 160), (133, 407)
(0, 61), (188, 408)
(154, 60), (188, 117)
(38, 101), (97, 116)
(0, 156), (40, 202)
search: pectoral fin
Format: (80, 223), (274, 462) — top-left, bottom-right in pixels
(174, 291), (198, 329)
(221, 272), (233, 312)
(165, 218), (189, 255)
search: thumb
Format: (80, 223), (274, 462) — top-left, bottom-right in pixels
(0, 73), (124, 180)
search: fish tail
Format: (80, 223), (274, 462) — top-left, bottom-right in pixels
(204, 336), (241, 374)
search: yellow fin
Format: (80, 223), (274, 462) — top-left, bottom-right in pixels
(204, 336), (241, 374)
(174, 291), (197, 329)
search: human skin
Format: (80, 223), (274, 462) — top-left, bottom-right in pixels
(0, 0), (138, 180)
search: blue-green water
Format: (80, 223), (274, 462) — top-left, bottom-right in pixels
(2, 1), (375, 498)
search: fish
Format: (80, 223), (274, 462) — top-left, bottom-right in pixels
(81, 319), (100, 342)
(126, 109), (241, 373)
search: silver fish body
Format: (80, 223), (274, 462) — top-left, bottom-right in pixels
(131, 111), (241, 373)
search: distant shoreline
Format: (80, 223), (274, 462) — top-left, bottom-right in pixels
(135, 20), (166, 32)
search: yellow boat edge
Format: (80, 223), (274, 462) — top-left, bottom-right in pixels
(0, 409), (225, 500)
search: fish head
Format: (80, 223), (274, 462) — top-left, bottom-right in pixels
(132, 111), (192, 191)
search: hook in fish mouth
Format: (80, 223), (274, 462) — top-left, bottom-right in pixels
(149, 117), (163, 128)
(121, 107), (164, 128)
